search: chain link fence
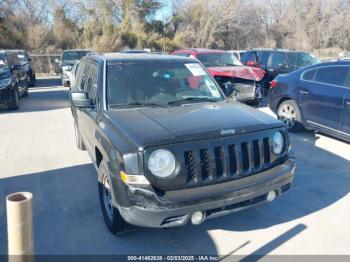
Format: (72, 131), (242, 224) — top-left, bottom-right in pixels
(30, 54), (61, 75)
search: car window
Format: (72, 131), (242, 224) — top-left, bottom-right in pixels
(62, 51), (89, 61)
(174, 53), (189, 57)
(7, 52), (20, 66)
(246, 52), (257, 63)
(107, 62), (224, 107)
(269, 53), (288, 67)
(286, 53), (297, 68)
(297, 53), (320, 67)
(314, 66), (349, 86)
(301, 68), (317, 81)
(75, 61), (86, 91)
(197, 53), (242, 67)
(343, 69), (350, 87)
(85, 63), (98, 103)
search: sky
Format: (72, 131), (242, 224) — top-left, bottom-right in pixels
(154, 0), (173, 21)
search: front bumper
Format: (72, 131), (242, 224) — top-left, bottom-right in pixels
(117, 158), (296, 228)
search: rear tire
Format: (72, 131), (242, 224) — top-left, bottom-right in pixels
(74, 121), (86, 150)
(7, 87), (20, 110)
(98, 165), (130, 235)
(277, 100), (303, 132)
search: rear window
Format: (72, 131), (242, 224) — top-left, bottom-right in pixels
(314, 66), (349, 86)
(301, 69), (317, 81)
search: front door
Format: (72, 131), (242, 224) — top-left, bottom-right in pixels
(300, 66), (349, 131)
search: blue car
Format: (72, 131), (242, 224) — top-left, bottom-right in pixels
(268, 60), (350, 142)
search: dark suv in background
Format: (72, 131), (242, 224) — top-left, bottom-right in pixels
(241, 49), (320, 93)
(0, 50), (28, 110)
(15, 50), (36, 87)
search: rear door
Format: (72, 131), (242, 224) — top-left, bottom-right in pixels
(299, 65), (349, 131)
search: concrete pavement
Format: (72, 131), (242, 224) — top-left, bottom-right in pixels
(0, 77), (350, 256)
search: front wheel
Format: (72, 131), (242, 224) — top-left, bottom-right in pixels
(277, 100), (303, 132)
(7, 87), (20, 110)
(98, 168), (130, 235)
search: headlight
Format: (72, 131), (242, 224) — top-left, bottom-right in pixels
(272, 131), (284, 155)
(147, 149), (176, 178)
(0, 78), (12, 88)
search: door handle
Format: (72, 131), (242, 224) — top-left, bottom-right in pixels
(299, 90), (309, 95)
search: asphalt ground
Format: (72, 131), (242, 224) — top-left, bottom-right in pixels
(0, 77), (350, 257)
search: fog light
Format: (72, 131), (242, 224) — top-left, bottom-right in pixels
(191, 211), (205, 225)
(267, 191), (276, 202)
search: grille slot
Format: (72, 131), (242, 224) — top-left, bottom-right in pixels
(214, 147), (225, 179)
(183, 135), (274, 187)
(200, 149), (211, 181)
(184, 151), (196, 183)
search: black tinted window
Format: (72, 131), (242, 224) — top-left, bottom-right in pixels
(246, 52), (257, 63)
(269, 53), (288, 67)
(314, 66), (349, 86)
(286, 53), (297, 67)
(86, 63), (98, 102)
(297, 53), (320, 67)
(301, 69), (317, 81)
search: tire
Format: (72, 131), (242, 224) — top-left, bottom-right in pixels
(22, 81), (29, 97)
(98, 164), (130, 235)
(7, 87), (20, 110)
(74, 121), (86, 150)
(277, 100), (303, 132)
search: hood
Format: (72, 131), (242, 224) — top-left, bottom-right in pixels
(104, 102), (283, 149)
(207, 65), (265, 81)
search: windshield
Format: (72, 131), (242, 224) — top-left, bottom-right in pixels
(107, 62), (224, 108)
(62, 51), (89, 61)
(197, 53), (243, 67)
(17, 53), (28, 64)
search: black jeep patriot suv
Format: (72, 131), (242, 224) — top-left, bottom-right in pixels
(70, 53), (296, 234)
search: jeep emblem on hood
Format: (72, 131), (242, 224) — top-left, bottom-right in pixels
(220, 129), (236, 136)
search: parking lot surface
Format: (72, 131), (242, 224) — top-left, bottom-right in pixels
(1, 77), (350, 256)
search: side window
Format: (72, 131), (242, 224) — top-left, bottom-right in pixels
(86, 63), (98, 103)
(246, 52), (257, 63)
(314, 66), (349, 86)
(298, 53), (316, 67)
(269, 53), (288, 67)
(301, 69), (317, 81)
(75, 61), (86, 91)
(286, 53), (297, 68)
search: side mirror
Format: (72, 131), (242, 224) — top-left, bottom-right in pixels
(70, 92), (94, 108)
(246, 60), (258, 67)
(223, 82), (235, 97)
(28, 58), (32, 62)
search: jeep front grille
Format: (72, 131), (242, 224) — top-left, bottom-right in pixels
(184, 137), (271, 186)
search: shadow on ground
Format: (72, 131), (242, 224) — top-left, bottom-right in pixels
(0, 78), (68, 114)
(0, 130), (349, 255)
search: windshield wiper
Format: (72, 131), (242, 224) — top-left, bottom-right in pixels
(109, 101), (168, 108)
(167, 97), (220, 105)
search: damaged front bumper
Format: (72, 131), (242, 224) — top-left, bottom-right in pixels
(115, 158), (296, 228)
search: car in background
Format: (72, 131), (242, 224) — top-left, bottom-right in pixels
(0, 51), (29, 110)
(241, 49), (320, 94)
(15, 50), (36, 87)
(171, 49), (265, 105)
(56, 49), (90, 87)
(268, 60), (350, 142)
(228, 50), (246, 60)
